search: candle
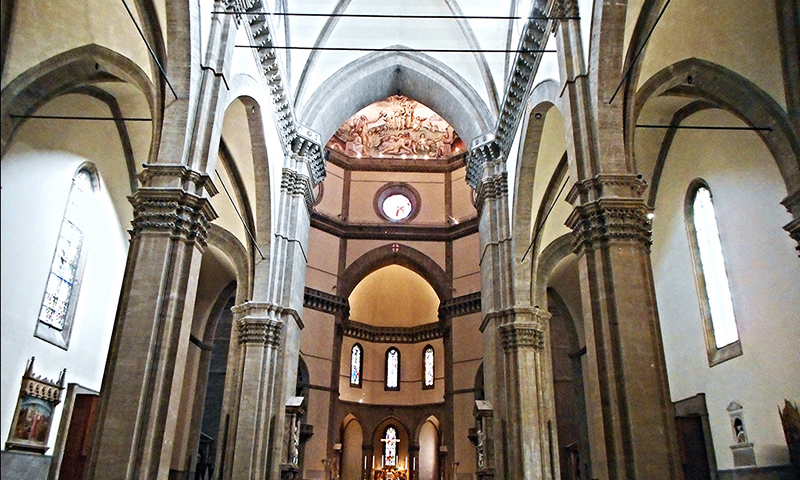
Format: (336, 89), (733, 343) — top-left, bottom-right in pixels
(372, 456), (375, 468)
(364, 456), (367, 469)
(413, 457), (416, 470)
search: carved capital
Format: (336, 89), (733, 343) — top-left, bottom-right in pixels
(233, 301), (301, 345)
(549, 0), (579, 30)
(129, 189), (218, 246)
(474, 172), (509, 212)
(499, 322), (546, 351)
(281, 168), (314, 214)
(467, 134), (500, 189)
(237, 317), (284, 346)
(566, 198), (653, 253)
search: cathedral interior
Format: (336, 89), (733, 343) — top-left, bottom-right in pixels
(1, 0), (799, 479)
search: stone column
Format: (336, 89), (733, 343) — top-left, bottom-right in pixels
(565, 177), (681, 480)
(87, 165), (218, 480)
(223, 142), (318, 480)
(498, 308), (557, 480)
(552, 0), (682, 476)
(281, 396), (305, 480)
(469, 138), (557, 480)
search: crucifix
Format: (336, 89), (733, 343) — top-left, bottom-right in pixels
(381, 428), (400, 467)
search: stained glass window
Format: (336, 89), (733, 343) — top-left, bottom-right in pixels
(383, 427), (398, 466)
(350, 344), (362, 386)
(686, 181), (741, 365)
(386, 347), (399, 390)
(423, 346), (434, 388)
(36, 167), (96, 348)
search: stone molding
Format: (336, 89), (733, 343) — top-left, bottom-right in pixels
(233, 301), (303, 345)
(129, 189), (218, 246)
(341, 319), (445, 344)
(465, 0), (551, 189)
(281, 168), (314, 214)
(137, 163), (218, 196)
(438, 292), (482, 319)
(549, 0), (579, 22)
(565, 173), (648, 205)
(480, 306), (551, 333)
(303, 287), (349, 316)
(781, 189), (800, 255)
(228, 0), (326, 185)
(566, 198), (653, 253)
(499, 322), (547, 351)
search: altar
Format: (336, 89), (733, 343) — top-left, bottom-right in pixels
(372, 465), (408, 480)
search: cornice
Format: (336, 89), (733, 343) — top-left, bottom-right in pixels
(466, 0), (552, 188)
(342, 319), (446, 344)
(310, 212), (479, 241)
(229, 0), (326, 184)
(303, 287), (349, 316)
(438, 292), (482, 319)
(326, 149), (467, 173)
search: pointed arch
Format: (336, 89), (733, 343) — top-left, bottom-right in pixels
(339, 244), (450, 301)
(297, 48), (494, 145)
(1, 44), (157, 158)
(633, 58), (800, 195)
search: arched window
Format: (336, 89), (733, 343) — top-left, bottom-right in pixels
(685, 180), (741, 365)
(385, 347), (400, 390)
(35, 165), (98, 349)
(350, 344), (363, 387)
(382, 426), (399, 466)
(423, 345), (435, 389)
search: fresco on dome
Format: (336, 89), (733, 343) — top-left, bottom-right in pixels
(328, 95), (464, 159)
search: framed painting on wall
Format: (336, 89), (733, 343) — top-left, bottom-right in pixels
(5, 357), (65, 454)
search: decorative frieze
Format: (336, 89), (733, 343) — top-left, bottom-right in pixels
(499, 322), (546, 351)
(566, 198), (653, 253)
(129, 189), (218, 246)
(228, 0), (325, 185)
(342, 319), (445, 344)
(281, 168), (314, 213)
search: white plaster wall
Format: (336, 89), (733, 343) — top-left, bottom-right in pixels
(650, 109), (800, 468)
(1, 149), (128, 453)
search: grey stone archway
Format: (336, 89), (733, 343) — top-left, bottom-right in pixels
(633, 58), (800, 195)
(297, 48), (494, 145)
(339, 243), (451, 302)
(633, 58), (800, 252)
(0, 44), (157, 158)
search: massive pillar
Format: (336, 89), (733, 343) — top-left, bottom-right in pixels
(223, 141), (319, 480)
(87, 165), (218, 480)
(554, 0), (682, 477)
(469, 141), (557, 480)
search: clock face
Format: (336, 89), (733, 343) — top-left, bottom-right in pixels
(382, 194), (413, 221)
